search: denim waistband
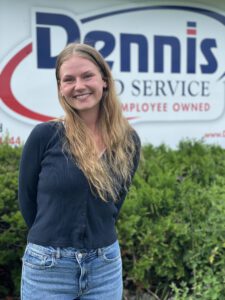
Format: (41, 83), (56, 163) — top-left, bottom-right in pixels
(26, 240), (118, 259)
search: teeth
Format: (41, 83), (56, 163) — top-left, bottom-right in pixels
(75, 94), (89, 100)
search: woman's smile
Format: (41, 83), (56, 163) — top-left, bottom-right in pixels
(72, 92), (92, 100)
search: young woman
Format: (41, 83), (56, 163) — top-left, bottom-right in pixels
(19, 43), (141, 300)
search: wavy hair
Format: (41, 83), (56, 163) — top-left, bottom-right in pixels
(55, 42), (136, 202)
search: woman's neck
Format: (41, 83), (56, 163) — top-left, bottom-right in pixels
(77, 110), (105, 153)
(78, 109), (100, 134)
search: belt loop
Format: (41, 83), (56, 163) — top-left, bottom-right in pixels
(56, 247), (61, 259)
(97, 248), (102, 256)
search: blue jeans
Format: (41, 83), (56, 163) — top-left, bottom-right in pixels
(21, 240), (122, 300)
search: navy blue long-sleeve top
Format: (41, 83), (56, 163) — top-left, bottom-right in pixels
(18, 121), (140, 249)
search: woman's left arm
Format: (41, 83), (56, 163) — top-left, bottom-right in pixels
(115, 130), (141, 217)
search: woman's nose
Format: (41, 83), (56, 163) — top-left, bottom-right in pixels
(74, 78), (85, 90)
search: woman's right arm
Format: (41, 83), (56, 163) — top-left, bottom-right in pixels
(18, 123), (47, 228)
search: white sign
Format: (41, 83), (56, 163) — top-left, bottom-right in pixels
(0, 2), (225, 147)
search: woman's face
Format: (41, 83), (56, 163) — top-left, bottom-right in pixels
(59, 55), (107, 117)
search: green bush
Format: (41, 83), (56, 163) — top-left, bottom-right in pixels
(0, 139), (225, 299)
(118, 141), (225, 299)
(0, 141), (26, 299)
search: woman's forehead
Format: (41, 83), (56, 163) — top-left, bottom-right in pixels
(60, 55), (106, 80)
(60, 55), (100, 73)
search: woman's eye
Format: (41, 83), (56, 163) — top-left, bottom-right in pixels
(84, 73), (93, 79)
(63, 77), (73, 83)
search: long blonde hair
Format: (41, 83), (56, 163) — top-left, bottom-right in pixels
(55, 43), (136, 202)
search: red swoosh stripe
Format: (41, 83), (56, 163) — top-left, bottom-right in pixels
(0, 43), (53, 122)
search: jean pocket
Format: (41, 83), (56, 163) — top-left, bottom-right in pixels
(22, 247), (56, 270)
(102, 241), (121, 263)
